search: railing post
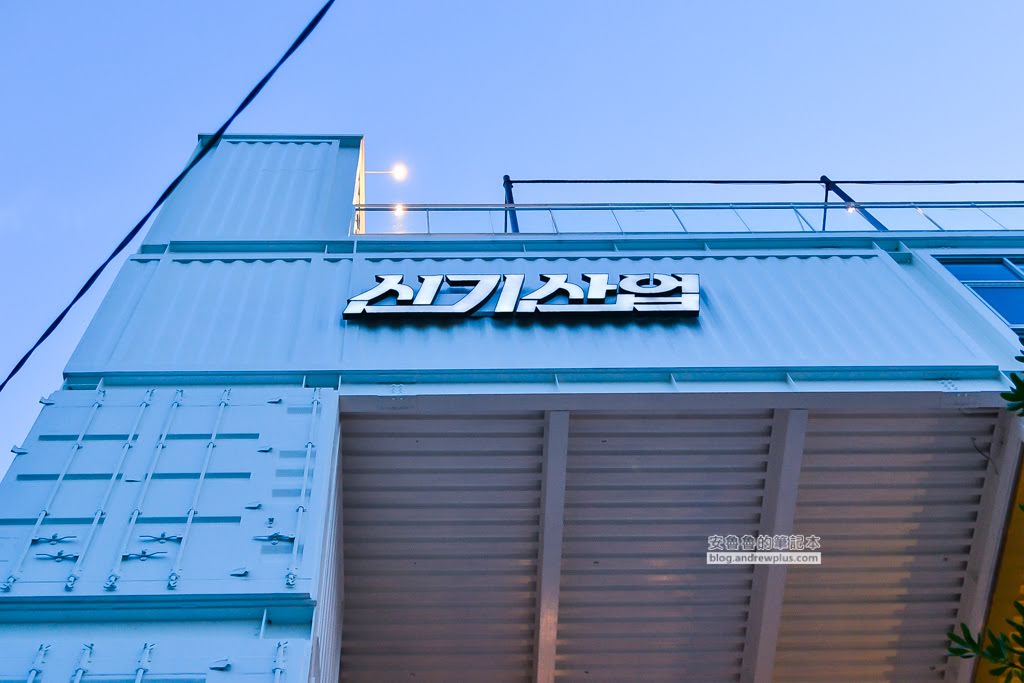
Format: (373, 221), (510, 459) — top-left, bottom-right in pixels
(820, 175), (889, 232)
(503, 175), (520, 234)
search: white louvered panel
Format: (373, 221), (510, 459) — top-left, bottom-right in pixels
(774, 410), (998, 683)
(556, 412), (774, 682)
(339, 413), (544, 683)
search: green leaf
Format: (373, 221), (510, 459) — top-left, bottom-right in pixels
(963, 624), (980, 648)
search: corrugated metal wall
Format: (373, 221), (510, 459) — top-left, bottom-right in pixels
(775, 410), (998, 682)
(0, 386), (335, 597)
(0, 621), (310, 683)
(340, 414), (545, 682)
(68, 254), (994, 378)
(143, 136), (361, 245)
(333, 407), (1011, 683)
(0, 386), (339, 683)
(555, 411), (771, 682)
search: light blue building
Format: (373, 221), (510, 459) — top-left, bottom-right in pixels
(2, 134), (1024, 682)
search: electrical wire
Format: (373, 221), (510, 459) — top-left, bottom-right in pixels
(0, 0), (336, 395)
(509, 179), (1024, 185)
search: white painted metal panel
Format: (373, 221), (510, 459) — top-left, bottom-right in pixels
(144, 137), (360, 244)
(339, 413), (544, 682)
(554, 411), (773, 682)
(774, 409), (1000, 682)
(0, 386), (337, 599)
(68, 254), (997, 379)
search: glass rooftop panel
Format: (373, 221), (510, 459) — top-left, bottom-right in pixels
(974, 206), (1024, 230)
(613, 208), (683, 233)
(675, 208), (749, 232)
(918, 207), (1005, 231)
(736, 207), (811, 232)
(818, 206), (879, 232)
(549, 209), (621, 233)
(425, 209), (494, 234)
(360, 209), (428, 235)
(512, 209), (556, 234)
(862, 208), (936, 231)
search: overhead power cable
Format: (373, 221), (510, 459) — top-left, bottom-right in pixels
(0, 0), (336, 395)
(509, 178), (1024, 185)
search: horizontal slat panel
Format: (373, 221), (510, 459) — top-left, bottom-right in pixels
(557, 411), (772, 682)
(774, 409), (999, 682)
(340, 413), (543, 683)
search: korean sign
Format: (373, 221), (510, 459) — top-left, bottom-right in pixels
(344, 272), (700, 319)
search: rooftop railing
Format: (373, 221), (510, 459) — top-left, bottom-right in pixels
(350, 200), (1024, 236)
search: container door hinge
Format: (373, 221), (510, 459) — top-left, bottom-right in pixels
(209, 659), (232, 671)
(33, 534), (76, 545)
(254, 532), (295, 545)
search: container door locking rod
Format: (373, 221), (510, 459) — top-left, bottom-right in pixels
(70, 644), (93, 683)
(24, 644), (48, 683)
(285, 389), (322, 588)
(106, 390), (183, 591)
(168, 388), (231, 589)
(66, 390), (153, 591)
(272, 641), (288, 683)
(1, 390), (105, 592)
(134, 643), (154, 683)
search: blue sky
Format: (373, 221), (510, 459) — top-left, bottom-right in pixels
(2, 1), (1024, 472)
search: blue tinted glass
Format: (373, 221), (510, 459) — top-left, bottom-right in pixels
(944, 261), (1019, 281)
(975, 286), (1024, 324)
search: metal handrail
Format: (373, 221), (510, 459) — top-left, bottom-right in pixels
(355, 200), (1024, 211)
(350, 200), (1024, 236)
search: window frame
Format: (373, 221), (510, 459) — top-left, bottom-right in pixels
(939, 256), (1024, 338)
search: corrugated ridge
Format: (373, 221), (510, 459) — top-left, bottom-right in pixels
(554, 411), (774, 682)
(146, 140), (342, 243)
(339, 413), (545, 683)
(773, 410), (999, 682)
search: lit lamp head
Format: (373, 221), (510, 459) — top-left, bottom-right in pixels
(366, 162), (410, 181)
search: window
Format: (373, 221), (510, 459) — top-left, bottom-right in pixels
(940, 257), (1024, 338)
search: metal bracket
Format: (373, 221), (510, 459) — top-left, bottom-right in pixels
(32, 533), (76, 545)
(820, 175), (889, 232)
(209, 659), (232, 671)
(122, 550), (167, 562)
(139, 532), (182, 544)
(254, 532), (295, 545)
(35, 550), (79, 562)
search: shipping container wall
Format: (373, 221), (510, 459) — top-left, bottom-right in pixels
(66, 252), (1007, 380)
(143, 136), (362, 246)
(0, 620), (311, 683)
(0, 386), (338, 599)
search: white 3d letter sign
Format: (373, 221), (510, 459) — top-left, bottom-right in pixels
(344, 273), (699, 319)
